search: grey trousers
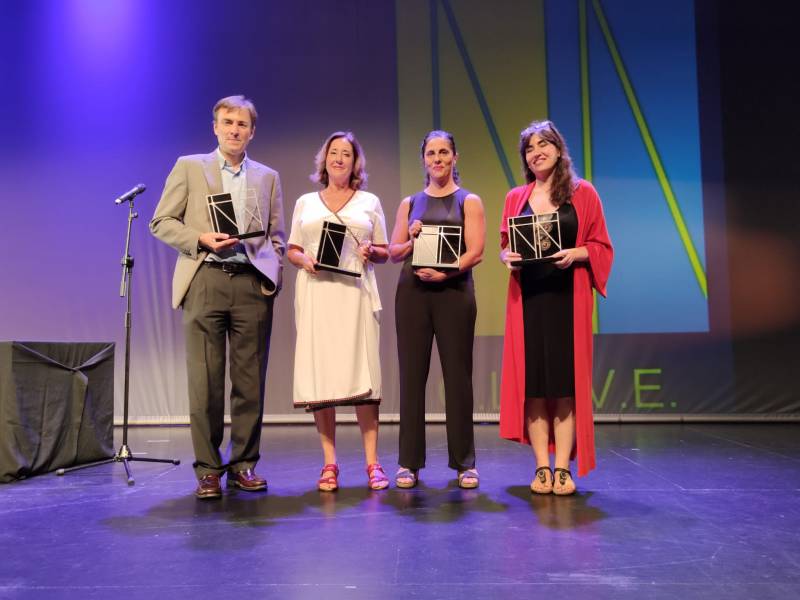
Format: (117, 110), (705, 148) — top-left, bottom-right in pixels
(182, 265), (274, 478)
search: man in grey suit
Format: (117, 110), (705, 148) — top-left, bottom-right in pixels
(150, 95), (285, 499)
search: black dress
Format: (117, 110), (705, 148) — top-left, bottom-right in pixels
(519, 201), (579, 399)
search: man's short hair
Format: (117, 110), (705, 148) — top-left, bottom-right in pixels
(213, 95), (258, 127)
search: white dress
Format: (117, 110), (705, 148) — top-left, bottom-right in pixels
(288, 190), (388, 410)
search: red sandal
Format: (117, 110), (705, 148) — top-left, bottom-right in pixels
(366, 463), (389, 490)
(318, 464), (339, 492)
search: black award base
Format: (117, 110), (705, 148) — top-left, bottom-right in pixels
(510, 256), (559, 267)
(233, 229), (266, 240)
(316, 263), (361, 278)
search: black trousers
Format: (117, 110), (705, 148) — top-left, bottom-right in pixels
(182, 265), (274, 478)
(395, 272), (476, 471)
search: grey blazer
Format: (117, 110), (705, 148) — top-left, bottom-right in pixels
(150, 151), (286, 308)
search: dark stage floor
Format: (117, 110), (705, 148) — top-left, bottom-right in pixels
(1, 423), (799, 599)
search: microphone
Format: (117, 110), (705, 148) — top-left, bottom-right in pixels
(114, 184), (146, 204)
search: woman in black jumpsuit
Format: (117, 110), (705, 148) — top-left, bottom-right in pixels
(389, 130), (486, 489)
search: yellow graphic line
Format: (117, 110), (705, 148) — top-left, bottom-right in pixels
(579, 0), (600, 333)
(591, 0), (708, 298)
(579, 0), (593, 183)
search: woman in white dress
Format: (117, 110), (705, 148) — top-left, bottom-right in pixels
(287, 131), (390, 491)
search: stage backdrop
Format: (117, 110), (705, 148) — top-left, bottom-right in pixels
(0, 0), (797, 423)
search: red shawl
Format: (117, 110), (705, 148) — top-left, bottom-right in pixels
(499, 180), (613, 477)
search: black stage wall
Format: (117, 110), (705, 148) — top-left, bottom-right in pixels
(715, 0), (800, 413)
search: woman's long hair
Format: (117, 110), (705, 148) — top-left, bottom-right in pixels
(311, 131), (368, 190)
(518, 120), (577, 206)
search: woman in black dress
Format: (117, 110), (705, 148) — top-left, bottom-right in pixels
(389, 130), (485, 489)
(499, 120), (613, 495)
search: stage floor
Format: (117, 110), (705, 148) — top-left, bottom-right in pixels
(1, 423), (798, 599)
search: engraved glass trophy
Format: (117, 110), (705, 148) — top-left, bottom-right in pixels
(206, 188), (265, 240)
(507, 212), (561, 265)
(315, 220), (363, 278)
(411, 224), (462, 270)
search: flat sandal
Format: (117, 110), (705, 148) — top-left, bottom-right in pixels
(553, 467), (576, 496)
(530, 466), (553, 494)
(457, 468), (479, 489)
(395, 467), (418, 489)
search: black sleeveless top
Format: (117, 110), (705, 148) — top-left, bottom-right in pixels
(400, 188), (472, 285)
(408, 188), (470, 228)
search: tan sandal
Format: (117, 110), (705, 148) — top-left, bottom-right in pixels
(457, 468), (479, 489)
(553, 467), (576, 496)
(366, 463), (389, 490)
(318, 463), (339, 492)
(530, 466), (553, 494)
(395, 467), (418, 489)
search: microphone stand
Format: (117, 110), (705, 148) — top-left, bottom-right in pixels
(56, 193), (180, 484)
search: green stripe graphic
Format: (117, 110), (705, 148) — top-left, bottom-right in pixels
(592, 0), (708, 298)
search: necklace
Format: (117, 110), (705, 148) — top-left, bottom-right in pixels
(318, 189), (362, 246)
(320, 187), (355, 213)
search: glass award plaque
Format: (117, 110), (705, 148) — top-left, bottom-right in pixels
(507, 212), (561, 265)
(315, 220), (362, 278)
(206, 190), (265, 240)
(412, 224), (462, 270)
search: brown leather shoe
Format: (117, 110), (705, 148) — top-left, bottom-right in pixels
(227, 468), (267, 492)
(195, 474), (222, 499)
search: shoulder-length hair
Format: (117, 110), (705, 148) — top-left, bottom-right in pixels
(310, 131), (368, 190)
(420, 129), (461, 186)
(519, 120), (577, 207)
